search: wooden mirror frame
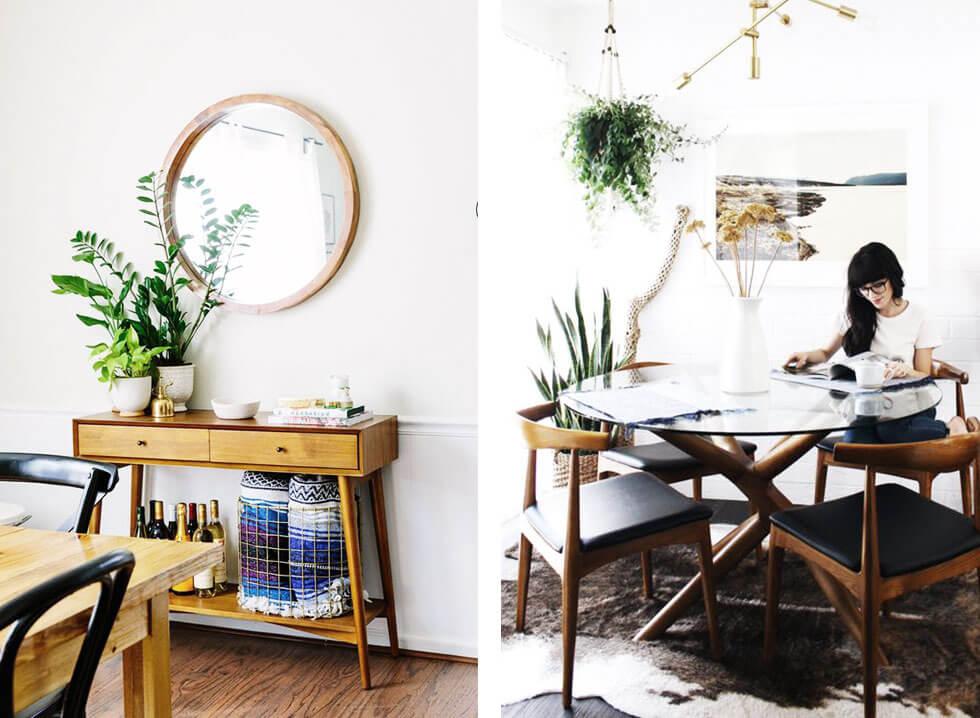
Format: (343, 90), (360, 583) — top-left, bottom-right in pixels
(161, 94), (360, 314)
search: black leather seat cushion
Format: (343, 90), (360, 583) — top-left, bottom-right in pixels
(603, 440), (758, 473)
(524, 471), (712, 553)
(817, 435), (843, 453)
(771, 483), (980, 577)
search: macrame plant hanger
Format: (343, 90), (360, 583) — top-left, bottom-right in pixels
(597, 0), (626, 100)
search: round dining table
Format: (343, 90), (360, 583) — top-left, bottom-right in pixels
(560, 363), (943, 661)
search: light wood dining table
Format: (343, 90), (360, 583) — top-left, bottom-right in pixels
(0, 525), (221, 717)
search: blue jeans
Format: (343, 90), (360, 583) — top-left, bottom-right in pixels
(843, 408), (948, 444)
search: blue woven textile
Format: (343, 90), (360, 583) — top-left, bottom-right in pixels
(238, 471), (292, 615)
(288, 474), (353, 618)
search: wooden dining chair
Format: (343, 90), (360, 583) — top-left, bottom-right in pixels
(765, 433), (980, 718)
(0, 454), (118, 534)
(516, 402), (721, 709)
(599, 361), (761, 586)
(813, 360), (973, 516)
(0, 549), (135, 718)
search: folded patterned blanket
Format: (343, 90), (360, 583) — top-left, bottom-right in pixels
(288, 474), (353, 618)
(238, 471), (293, 616)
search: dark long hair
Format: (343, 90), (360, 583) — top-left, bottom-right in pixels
(842, 242), (905, 356)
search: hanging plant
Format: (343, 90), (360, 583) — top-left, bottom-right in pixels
(563, 93), (706, 230)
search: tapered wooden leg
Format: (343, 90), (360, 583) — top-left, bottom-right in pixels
(369, 471), (399, 657)
(692, 476), (703, 501)
(561, 574), (580, 710)
(338, 475), (371, 689)
(918, 473), (933, 498)
(763, 544), (785, 663)
(516, 535), (532, 632)
(640, 551), (653, 599)
(696, 528), (721, 659)
(130, 464), (144, 537)
(959, 468), (973, 517)
(123, 593), (171, 718)
(88, 501), (103, 534)
(862, 587), (880, 717)
(814, 450), (829, 504)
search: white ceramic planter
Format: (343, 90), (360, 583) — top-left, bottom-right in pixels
(110, 376), (152, 417)
(719, 296), (770, 394)
(157, 363), (194, 412)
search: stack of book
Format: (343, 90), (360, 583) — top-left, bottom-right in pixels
(269, 403), (374, 427)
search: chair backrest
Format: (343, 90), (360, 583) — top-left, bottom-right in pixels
(517, 403), (610, 562)
(832, 432), (980, 475)
(0, 549), (134, 718)
(0, 454), (118, 533)
(931, 359), (969, 417)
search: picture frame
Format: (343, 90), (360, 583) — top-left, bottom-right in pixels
(702, 103), (929, 289)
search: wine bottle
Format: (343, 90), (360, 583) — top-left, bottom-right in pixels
(192, 503), (215, 598)
(172, 503), (195, 595)
(146, 501), (169, 539)
(187, 502), (199, 541)
(207, 499), (228, 592)
(135, 505), (148, 538)
(166, 504), (177, 541)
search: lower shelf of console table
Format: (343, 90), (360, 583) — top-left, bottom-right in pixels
(170, 586), (389, 645)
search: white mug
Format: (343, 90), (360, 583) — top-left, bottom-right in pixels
(854, 360), (885, 389)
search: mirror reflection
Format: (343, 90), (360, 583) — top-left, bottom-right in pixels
(172, 102), (350, 307)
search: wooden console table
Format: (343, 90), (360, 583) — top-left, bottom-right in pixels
(72, 410), (399, 689)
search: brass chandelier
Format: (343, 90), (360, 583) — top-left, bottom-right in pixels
(676, 0), (857, 90)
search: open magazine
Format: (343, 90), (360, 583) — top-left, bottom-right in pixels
(773, 352), (922, 392)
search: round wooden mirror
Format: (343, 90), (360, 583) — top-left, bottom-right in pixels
(162, 94), (360, 313)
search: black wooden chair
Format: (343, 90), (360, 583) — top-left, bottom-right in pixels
(765, 433), (980, 718)
(0, 454), (118, 533)
(0, 549), (135, 718)
(516, 402), (721, 709)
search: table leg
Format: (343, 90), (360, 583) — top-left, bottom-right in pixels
(123, 593), (171, 718)
(369, 470), (400, 657)
(338, 475), (371, 689)
(637, 431), (888, 664)
(129, 465), (144, 537)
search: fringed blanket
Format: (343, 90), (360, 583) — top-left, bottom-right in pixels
(288, 474), (353, 618)
(238, 471), (293, 616)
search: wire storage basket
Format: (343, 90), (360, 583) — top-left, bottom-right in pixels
(237, 472), (354, 619)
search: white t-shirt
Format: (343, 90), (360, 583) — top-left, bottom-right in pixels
(836, 301), (942, 365)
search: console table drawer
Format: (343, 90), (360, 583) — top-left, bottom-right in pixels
(77, 425), (210, 461)
(209, 430), (359, 470)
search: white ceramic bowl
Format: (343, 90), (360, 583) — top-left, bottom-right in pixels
(211, 399), (261, 420)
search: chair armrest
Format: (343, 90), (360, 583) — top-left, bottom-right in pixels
(932, 359), (969, 385)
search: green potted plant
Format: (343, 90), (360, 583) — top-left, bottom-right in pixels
(133, 172), (259, 411)
(563, 94), (707, 230)
(531, 285), (626, 487)
(89, 327), (169, 416)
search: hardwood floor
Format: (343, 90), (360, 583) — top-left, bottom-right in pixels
(88, 624), (477, 717)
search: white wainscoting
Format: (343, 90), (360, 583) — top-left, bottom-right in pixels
(0, 409), (477, 658)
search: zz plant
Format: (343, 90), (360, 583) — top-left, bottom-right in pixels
(563, 94), (706, 229)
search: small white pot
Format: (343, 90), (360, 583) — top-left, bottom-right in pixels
(110, 376), (152, 417)
(156, 363), (195, 412)
(719, 296), (770, 394)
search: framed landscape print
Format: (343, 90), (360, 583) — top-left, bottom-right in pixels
(705, 104), (928, 288)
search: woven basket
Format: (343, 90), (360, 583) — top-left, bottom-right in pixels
(552, 451), (600, 488)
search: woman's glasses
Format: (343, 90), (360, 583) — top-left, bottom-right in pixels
(855, 278), (889, 297)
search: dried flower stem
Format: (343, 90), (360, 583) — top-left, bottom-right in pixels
(757, 241), (783, 295)
(748, 224), (759, 296)
(694, 228), (735, 296)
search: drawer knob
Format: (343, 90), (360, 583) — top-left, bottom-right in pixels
(275, 446), (285, 453)
(136, 440), (147, 447)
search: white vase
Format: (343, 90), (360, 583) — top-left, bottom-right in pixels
(110, 376), (152, 417)
(156, 363), (194, 412)
(719, 296), (770, 394)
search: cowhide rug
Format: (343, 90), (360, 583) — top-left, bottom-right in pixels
(500, 544), (979, 717)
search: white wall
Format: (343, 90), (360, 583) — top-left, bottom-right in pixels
(488, 0), (980, 513)
(0, 0), (476, 657)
